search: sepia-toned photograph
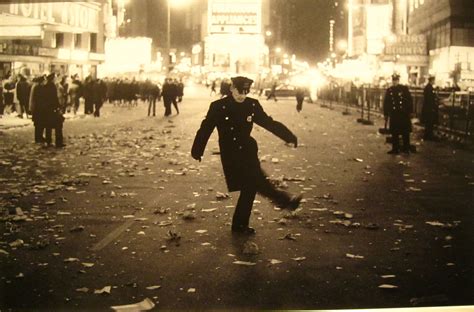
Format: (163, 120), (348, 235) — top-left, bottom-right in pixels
(0, 0), (473, 311)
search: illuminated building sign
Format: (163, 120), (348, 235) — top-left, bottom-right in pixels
(0, 2), (100, 33)
(208, 0), (261, 34)
(384, 35), (427, 55)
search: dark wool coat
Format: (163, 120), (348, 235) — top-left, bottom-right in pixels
(383, 84), (413, 134)
(34, 81), (60, 127)
(421, 83), (438, 125)
(191, 96), (296, 192)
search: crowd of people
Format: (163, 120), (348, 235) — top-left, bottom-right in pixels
(0, 72), (186, 147)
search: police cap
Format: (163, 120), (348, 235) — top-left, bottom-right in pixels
(391, 73), (400, 81)
(231, 76), (253, 93)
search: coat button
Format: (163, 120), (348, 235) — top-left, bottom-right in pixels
(222, 105), (226, 109)
(233, 137), (236, 141)
(251, 113), (254, 116)
(230, 127), (234, 130)
(225, 116), (229, 120)
(239, 146), (242, 149)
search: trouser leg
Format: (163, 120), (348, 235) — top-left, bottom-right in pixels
(392, 133), (400, 151)
(152, 99), (156, 116)
(35, 126), (44, 143)
(402, 133), (410, 151)
(256, 168), (292, 208)
(424, 120), (434, 139)
(55, 125), (63, 146)
(45, 128), (52, 145)
(232, 186), (257, 230)
(172, 99), (179, 114)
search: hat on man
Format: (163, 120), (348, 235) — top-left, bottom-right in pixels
(391, 73), (400, 81)
(231, 76), (253, 93)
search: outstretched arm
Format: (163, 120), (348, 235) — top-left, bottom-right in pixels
(253, 100), (297, 147)
(191, 103), (217, 161)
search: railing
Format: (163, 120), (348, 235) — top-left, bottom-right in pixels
(317, 85), (473, 141)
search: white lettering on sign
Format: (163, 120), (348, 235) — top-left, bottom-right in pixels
(7, 2), (98, 32)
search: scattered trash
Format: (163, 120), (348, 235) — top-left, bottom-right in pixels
(146, 285), (161, 290)
(291, 257), (306, 262)
(111, 298), (155, 311)
(187, 288), (196, 293)
(195, 229), (208, 234)
(269, 259), (283, 265)
(242, 241), (259, 255)
(345, 253), (364, 259)
(378, 284), (398, 289)
(233, 260), (256, 266)
(94, 286), (112, 295)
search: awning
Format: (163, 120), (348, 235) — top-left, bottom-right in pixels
(0, 25), (42, 39)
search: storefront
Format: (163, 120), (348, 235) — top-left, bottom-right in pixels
(0, 1), (108, 79)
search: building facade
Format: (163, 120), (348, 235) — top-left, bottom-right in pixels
(408, 0), (474, 88)
(0, 1), (117, 79)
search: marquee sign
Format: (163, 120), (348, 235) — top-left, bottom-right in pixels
(384, 35), (427, 56)
(0, 2), (100, 33)
(208, 0), (261, 34)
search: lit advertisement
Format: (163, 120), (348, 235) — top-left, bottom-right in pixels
(365, 4), (392, 55)
(208, 0), (261, 34)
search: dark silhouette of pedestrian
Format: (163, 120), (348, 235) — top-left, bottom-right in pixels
(383, 74), (413, 154)
(191, 76), (302, 235)
(29, 75), (45, 143)
(421, 75), (439, 141)
(295, 87), (305, 112)
(267, 81), (278, 101)
(161, 78), (175, 116)
(210, 79), (217, 96)
(16, 75), (31, 118)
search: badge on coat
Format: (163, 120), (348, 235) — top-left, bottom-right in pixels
(247, 115), (252, 122)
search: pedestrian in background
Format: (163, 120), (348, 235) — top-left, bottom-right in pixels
(220, 78), (231, 98)
(191, 76), (301, 235)
(0, 81), (4, 118)
(161, 78), (175, 116)
(16, 74), (31, 118)
(267, 81), (278, 102)
(177, 79), (184, 103)
(421, 75), (439, 141)
(295, 86), (305, 112)
(3, 74), (16, 114)
(383, 74), (413, 154)
(171, 78), (180, 114)
(42, 73), (64, 148)
(210, 79), (217, 96)
(29, 75), (45, 143)
(55, 75), (68, 114)
(68, 74), (82, 114)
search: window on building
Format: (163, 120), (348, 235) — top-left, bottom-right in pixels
(90, 33), (97, 52)
(74, 33), (82, 49)
(55, 33), (64, 48)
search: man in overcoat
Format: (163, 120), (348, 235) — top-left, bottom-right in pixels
(16, 75), (31, 118)
(421, 75), (438, 140)
(191, 76), (301, 235)
(38, 73), (64, 147)
(383, 74), (413, 154)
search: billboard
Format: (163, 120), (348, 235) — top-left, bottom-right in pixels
(208, 0), (261, 34)
(384, 35), (427, 56)
(366, 4), (392, 55)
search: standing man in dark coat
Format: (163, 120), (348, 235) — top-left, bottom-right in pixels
(295, 87), (305, 112)
(16, 75), (31, 118)
(421, 75), (438, 140)
(36, 73), (64, 147)
(383, 74), (413, 154)
(161, 78), (175, 116)
(191, 76), (302, 235)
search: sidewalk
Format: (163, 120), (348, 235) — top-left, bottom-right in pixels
(0, 111), (86, 131)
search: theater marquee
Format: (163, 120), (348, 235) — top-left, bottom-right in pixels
(208, 0), (261, 35)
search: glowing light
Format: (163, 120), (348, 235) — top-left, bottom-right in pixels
(265, 30), (272, 36)
(169, 0), (191, 8)
(275, 47), (282, 53)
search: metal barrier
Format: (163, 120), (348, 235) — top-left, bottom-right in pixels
(317, 85), (473, 141)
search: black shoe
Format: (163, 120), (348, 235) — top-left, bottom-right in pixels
(286, 195), (303, 210)
(387, 149), (399, 154)
(56, 143), (66, 148)
(231, 227), (256, 235)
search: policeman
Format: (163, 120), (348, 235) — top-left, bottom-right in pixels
(383, 74), (413, 154)
(421, 75), (438, 140)
(191, 76), (302, 235)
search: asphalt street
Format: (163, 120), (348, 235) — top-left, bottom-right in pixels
(0, 84), (473, 311)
